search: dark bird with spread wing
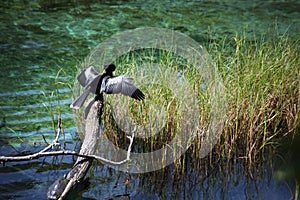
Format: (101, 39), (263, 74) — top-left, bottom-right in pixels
(70, 64), (144, 116)
(99, 64), (145, 101)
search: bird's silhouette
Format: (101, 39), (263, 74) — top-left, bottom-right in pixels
(70, 64), (144, 117)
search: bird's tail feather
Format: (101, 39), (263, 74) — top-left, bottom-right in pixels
(70, 89), (90, 109)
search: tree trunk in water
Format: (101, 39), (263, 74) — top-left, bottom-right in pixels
(47, 100), (103, 200)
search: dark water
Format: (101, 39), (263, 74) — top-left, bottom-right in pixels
(0, 1), (299, 199)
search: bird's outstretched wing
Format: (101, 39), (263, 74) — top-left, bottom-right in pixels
(101, 76), (145, 100)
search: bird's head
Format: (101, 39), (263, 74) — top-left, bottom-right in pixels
(104, 64), (116, 73)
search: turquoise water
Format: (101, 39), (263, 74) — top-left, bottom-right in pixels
(0, 1), (299, 199)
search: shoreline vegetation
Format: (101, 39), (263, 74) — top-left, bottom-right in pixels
(73, 30), (299, 197)
(209, 31), (299, 170)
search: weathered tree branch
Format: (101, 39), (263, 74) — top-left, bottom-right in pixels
(0, 147), (134, 165)
(0, 99), (135, 200)
(52, 99), (135, 200)
(0, 118), (62, 164)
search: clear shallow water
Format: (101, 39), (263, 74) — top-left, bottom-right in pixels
(0, 1), (299, 199)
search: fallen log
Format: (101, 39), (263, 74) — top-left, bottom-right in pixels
(47, 96), (135, 199)
(47, 99), (103, 200)
(0, 96), (134, 199)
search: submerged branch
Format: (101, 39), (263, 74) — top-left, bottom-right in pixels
(0, 147), (133, 166)
(0, 99), (135, 200)
(0, 118), (62, 164)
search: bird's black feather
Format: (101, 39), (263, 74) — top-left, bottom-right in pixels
(131, 89), (145, 101)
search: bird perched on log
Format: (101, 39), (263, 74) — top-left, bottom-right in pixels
(70, 64), (145, 117)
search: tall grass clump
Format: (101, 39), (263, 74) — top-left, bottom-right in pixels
(73, 31), (299, 176)
(209, 32), (299, 170)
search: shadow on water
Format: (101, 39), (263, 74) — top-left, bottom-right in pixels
(0, 154), (295, 199)
(0, 0), (299, 199)
(78, 153), (294, 199)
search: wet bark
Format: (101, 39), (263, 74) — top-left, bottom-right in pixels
(47, 100), (103, 200)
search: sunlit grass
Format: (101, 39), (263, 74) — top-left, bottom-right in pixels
(210, 32), (299, 168)
(74, 30), (299, 179)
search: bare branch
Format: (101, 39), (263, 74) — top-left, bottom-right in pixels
(0, 117), (62, 165)
(0, 133), (135, 166)
(58, 178), (76, 200)
(0, 99), (135, 200)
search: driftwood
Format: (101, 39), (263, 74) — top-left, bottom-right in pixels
(47, 100), (103, 199)
(47, 99), (134, 200)
(0, 98), (135, 200)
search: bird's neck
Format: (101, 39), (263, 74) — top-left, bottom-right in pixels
(96, 73), (113, 94)
(106, 71), (113, 77)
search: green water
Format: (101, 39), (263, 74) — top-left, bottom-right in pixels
(0, 1), (299, 199)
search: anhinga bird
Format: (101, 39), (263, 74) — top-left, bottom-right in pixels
(99, 64), (145, 101)
(70, 64), (145, 117)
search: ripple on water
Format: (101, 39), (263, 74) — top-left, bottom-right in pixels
(0, 1), (299, 199)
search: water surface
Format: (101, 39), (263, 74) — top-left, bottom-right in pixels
(0, 1), (299, 199)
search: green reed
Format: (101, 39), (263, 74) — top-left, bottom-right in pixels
(210, 32), (299, 168)
(74, 30), (299, 175)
